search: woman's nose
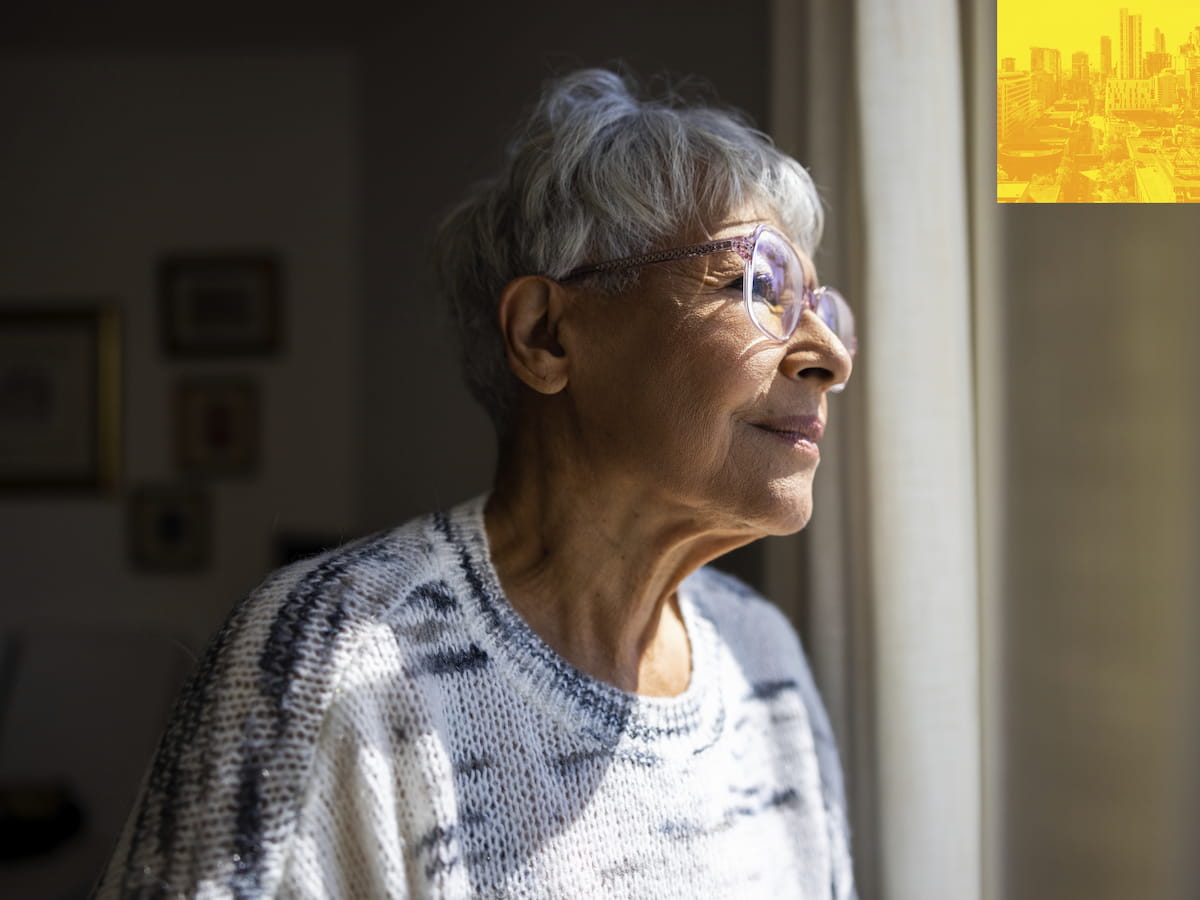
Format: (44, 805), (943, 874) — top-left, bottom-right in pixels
(780, 311), (854, 390)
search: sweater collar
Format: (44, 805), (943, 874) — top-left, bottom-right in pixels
(434, 493), (727, 759)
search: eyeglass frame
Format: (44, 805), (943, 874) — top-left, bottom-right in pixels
(559, 223), (857, 357)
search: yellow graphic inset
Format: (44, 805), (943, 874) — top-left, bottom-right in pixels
(998, 1), (1200, 202)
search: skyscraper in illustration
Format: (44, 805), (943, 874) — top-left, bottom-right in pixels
(1072, 51), (1089, 94)
(1119, 8), (1144, 80)
(1101, 35), (1113, 78)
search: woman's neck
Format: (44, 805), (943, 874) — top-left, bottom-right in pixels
(483, 432), (753, 697)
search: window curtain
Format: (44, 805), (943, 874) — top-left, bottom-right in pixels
(768, 1), (986, 898)
(773, 1), (1200, 899)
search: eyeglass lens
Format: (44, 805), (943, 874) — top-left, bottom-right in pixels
(748, 228), (857, 356)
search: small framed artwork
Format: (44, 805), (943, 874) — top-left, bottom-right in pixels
(173, 377), (260, 476)
(128, 484), (211, 572)
(0, 306), (121, 491)
(159, 254), (281, 357)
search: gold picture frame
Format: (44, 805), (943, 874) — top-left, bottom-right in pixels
(0, 306), (121, 491)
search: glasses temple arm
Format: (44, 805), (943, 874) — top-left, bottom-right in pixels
(560, 236), (755, 281)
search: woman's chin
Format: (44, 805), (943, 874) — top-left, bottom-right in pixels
(738, 480), (814, 536)
(768, 502), (814, 536)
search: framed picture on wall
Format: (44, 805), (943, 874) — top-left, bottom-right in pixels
(0, 306), (121, 491)
(159, 254), (281, 357)
(173, 377), (260, 476)
(127, 484), (212, 572)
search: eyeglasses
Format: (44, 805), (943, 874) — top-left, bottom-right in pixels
(561, 223), (857, 358)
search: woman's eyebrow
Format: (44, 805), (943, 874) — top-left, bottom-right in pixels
(695, 257), (745, 279)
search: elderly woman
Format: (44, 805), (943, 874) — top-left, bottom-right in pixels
(97, 68), (857, 898)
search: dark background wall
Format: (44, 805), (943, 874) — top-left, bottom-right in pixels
(0, 3), (771, 895)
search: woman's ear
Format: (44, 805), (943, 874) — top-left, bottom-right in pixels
(496, 276), (570, 395)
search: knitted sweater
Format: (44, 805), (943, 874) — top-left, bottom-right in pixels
(96, 495), (855, 899)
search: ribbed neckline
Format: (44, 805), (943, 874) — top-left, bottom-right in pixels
(437, 494), (726, 759)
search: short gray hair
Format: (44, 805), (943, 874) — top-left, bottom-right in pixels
(434, 68), (824, 445)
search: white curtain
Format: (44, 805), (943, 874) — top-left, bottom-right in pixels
(775, 3), (1200, 898)
(855, 0), (981, 897)
(770, 1), (984, 897)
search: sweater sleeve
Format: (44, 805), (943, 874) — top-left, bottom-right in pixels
(785, 616), (857, 900)
(767, 600), (858, 900)
(743, 591), (856, 900)
(92, 533), (427, 899)
(687, 566), (858, 900)
(91, 566), (341, 898)
(276, 671), (412, 898)
(275, 622), (471, 899)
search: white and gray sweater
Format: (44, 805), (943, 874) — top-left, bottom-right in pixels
(96, 495), (855, 898)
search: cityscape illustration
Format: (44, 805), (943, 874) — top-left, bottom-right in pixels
(998, 5), (1200, 202)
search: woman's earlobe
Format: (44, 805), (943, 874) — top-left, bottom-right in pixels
(497, 276), (570, 394)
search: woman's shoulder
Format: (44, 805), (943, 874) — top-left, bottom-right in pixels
(94, 502), (477, 897)
(178, 502), (469, 727)
(682, 565), (829, 717)
(216, 498), (491, 701)
(683, 564), (802, 655)
(685, 564), (848, 825)
(244, 511), (450, 638)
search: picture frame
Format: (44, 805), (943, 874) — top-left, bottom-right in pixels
(0, 306), (121, 491)
(127, 484), (212, 572)
(173, 377), (260, 476)
(159, 254), (281, 357)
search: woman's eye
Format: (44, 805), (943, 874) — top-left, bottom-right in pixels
(754, 273), (782, 301)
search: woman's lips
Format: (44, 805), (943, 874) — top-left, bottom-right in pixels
(751, 415), (824, 456)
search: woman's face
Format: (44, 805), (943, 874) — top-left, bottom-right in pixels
(559, 205), (854, 538)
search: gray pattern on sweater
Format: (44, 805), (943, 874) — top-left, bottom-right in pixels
(95, 495), (855, 898)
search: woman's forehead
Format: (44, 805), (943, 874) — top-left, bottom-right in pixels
(704, 202), (778, 239)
